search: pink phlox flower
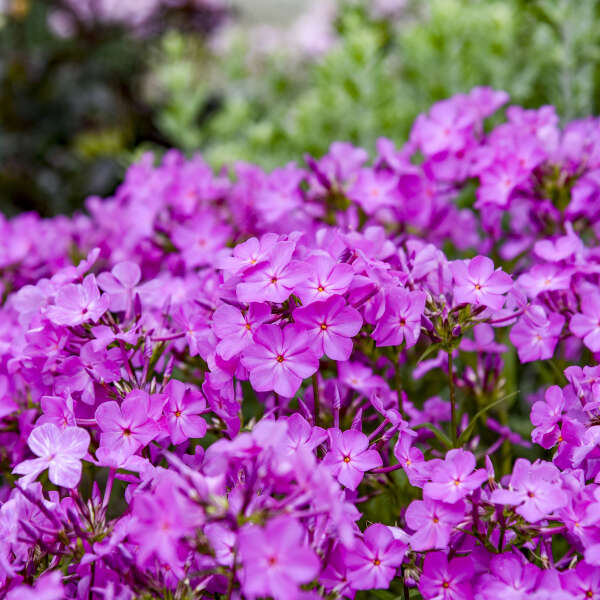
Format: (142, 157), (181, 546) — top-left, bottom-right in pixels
(13, 423), (90, 488)
(294, 294), (362, 361)
(46, 274), (109, 326)
(509, 305), (565, 363)
(236, 241), (308, 303)
(241, 324), (319, 398)
(405, 496), (466, 551)
(475, 553), (542, 599)
(460, 323), (508, 353)
(423, 449), (487, 503)
(419, 551), (474, 600)
(451, 256), (512, 310)
(530, 385), (565, 448)
(95, 390), (164, 462)
(238, 516), (320, 600)
(283, 413), (327, 455)
(570, 292), (600, 352)
(346, 523), (407, 590)
(372, 287), (426, 348)
(294, 253), (354, 305)
(162, 379), (207, 445)
(213, 301), (270, 360)
(490, 458), (568, 522)
(322, 428), (382, 490)
(518, 264), (572, 298)
(97, 261), (142, 313)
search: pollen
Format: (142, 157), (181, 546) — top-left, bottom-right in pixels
(317, 285), (325, 292)
(276, 354), (285, 363)
(432, 517), (439, 523)
(123, 428), (132, 437)
(474, 283), (481, 290)
(174, 410), (181, 418)
(245, 323), (252, 330)
(320, 323), (328, 330)
(343, 456), (351, 463)
(373, 558), (381, 566)
(270, 277), (278, 284)
(442, 581), (450, 589)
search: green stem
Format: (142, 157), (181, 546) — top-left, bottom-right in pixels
(312, 373), (320, 428)
(448, 351), (458, 447)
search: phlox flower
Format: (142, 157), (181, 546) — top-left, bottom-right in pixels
(419, 551), (474, 600)
(475, 553), (543, 599)
(46, 274), (109, 326)
(490, 458), (568, 522)
(294, 294), (362, 361)
(322, 428), (382, 490)
(95, 391), (163, 462)
(236, 241), (307, 303)
(423, 449), (487, 503)
(13, 423), (89, 488)
(162, 380), (207, 445)
(212, 301), (271, 360)
(372, 287), (426, 348)
(241, 324), (319, 397)
(238, 516), (320, 600)
(97, 261), (141, 313)
(405, 496), (465, 551)
(346, 524), (407, 590)
(509, 305), (565, 363)
(451, 255), (512, 310)
(570, 292), (600, 352)
(295, 253), (355, 307)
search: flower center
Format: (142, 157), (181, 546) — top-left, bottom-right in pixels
(586, 590), (593, 598)
(245, 323), (252, 330)
(276, 354), (285, 363)
(320, 323), (328, 330)
(474, 284), (481, 290)
(267, 556), (277, 566)
(432, 517), (439, 523)
(270, 277), (278, 284)
(343, 456), (351, 463)
(174, 410), (181, 418)
(373, 558), (381, 566)
(123, 428), (132, 437)
(527, 490), (535, 498)
(442, 581), (450, 589)
(317, 285), (324, 292)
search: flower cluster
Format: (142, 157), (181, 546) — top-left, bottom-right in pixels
(2, 89), (600, 598)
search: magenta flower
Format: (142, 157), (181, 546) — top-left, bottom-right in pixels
(6, 571), (64, 600)
(509, 306), (565, 363)
(238, 516), (320, 600)
(490, 458), (568, 522)
(405, 496), (465, 551)
(46, 274), (109, 326)
(423, 449), (487, 503)
(13, 423), (90, 488)
(236, 242), (307, 303)
(530, 385), (565, 448)
(97, 261), (141, 313)
(294, 295), (362, 361)
(213, 302), (271, 360)
(241, 324), (319, 397)
(346, 524), (407, 590)
(450, 256), (512, 310)
(295, 254), (354, 305)
(348, 169), (401, 214)
(476, 554), (542, 600)
(570, 292), (600, 352)
(162, 380), (207, 445)
(284, 413), (327, 455)
(95, 391), (163, 461)
(561, 561), (600, 599)
(322, 428), (382, 490)
(419, 551), (474, 600)
(372, 288), (426, 348)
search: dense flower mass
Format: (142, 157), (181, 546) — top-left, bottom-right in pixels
(2, 88), (600, 598)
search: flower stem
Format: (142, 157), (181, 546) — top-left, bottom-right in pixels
(448, 351), (458, 447)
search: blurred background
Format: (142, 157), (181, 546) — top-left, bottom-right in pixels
(0, 0), (599, 216)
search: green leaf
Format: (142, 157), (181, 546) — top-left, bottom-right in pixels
(416, 342), (442, 364)
(456, 390), (519, 447)
(414, 422), (453, 449)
